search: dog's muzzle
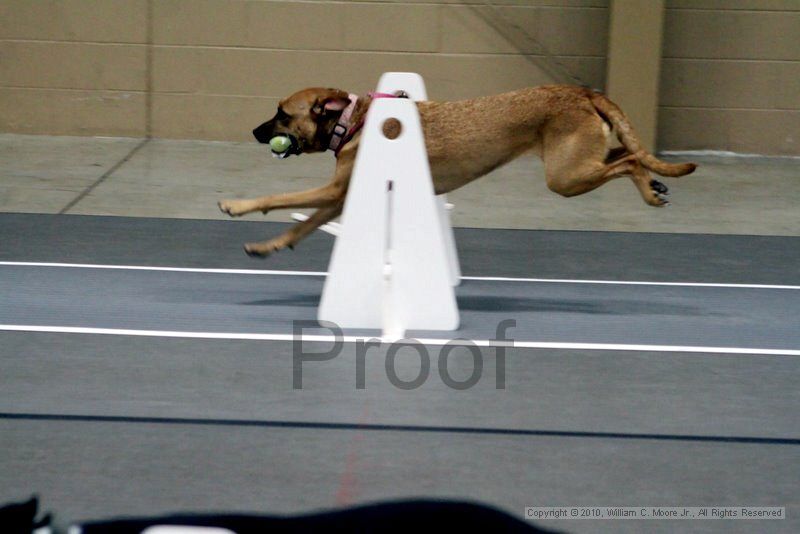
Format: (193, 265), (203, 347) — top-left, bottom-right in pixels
(252, 122), (273, 144)
(253, 122), (302, 159)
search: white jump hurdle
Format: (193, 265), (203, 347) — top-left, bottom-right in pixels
(291, 202), (454, 237)
(317, 72), (461, 339)
(375, 73), (462, 288)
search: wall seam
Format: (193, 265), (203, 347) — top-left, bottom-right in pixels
(145, 0), (154, 139)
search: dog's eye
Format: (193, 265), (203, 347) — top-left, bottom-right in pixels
(275, 108), (290, 121)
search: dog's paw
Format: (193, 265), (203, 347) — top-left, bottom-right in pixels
(243, 239), (294, 258)
(218, 199), (250, 217)
(650, 179), (669, 195)
(648, 180), (670, 207)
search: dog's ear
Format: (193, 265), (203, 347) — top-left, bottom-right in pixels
(313, 89), (351, 115)
(323, 98), (350, 112)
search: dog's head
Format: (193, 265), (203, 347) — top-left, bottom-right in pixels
(253, 88), (352, 156)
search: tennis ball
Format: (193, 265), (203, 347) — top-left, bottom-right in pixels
(269, 135), (292, 153)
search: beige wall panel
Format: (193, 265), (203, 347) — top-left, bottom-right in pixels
(658, 107), (799, 155)
(0, 0), (146, 43)
(155, 1), (438, 52)
(153, 47), (605, 101)
(660, 59), (800, 109)
(152, 47), (375, 98)
(663, 10), (800, 60)
(0, 42), (146, 91)
(150, 54), (604, 141)
(0, 88), (145, 137)
(441, 5), (608, 57)
(9, 0), (797, 155)
(151, 94), (278, 141)
(347, 1), (608, 6)
(338, 53), (602, 98)
(342, 3), (440, 52)
(154, 0), (344, 49)
(659, 3), (800, 154)
(416, 55), (605, 97)
(666, 0), (800, 11)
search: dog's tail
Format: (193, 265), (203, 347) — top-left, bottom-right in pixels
(590, 91), (697, 177)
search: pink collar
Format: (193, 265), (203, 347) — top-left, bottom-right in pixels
(327, 93), (360, 153)
(369, 92), (402, 99)
(329, 92), (401, 155)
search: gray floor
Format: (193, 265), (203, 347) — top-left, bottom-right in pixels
(2, 262), (799, 350)
(1, 133), (799, 235)
(1, 214), (799, 533)
(1, 133), (799, 532)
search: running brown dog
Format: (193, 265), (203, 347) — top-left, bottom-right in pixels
(218, 85), (697, 257)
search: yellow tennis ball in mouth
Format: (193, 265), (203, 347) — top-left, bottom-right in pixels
(269, 135), (292, 153)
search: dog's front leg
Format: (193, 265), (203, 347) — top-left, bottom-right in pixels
(220, 147), (356, 218)
(243, 203), (343, 257)
(218, 182), (345, 217)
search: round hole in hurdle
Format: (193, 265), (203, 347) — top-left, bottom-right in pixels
(382, 118), (402, 140)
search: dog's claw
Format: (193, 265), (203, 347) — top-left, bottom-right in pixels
(646, 180), (671, 207)
(650, 180), (669, 195)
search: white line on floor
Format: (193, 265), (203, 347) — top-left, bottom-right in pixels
(0, 261), (324, 277)
(1, 261), (798, 290)
(1, 324), (798, 356)
(459, 276), (800, 290)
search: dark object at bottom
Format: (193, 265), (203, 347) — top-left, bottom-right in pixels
(80, 500), (560, 533)
(0, 496), (52, 534)
(0, 496), (562, 533)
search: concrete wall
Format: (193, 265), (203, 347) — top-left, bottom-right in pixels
(0, 0), (797, 154)
(0, 0), (608, 141)
(659, 0), (800, 155)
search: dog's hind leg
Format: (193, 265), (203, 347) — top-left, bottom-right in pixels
(604, 146), (629, 163)
(543, 114), (668, 206)
(243, 203), (343, 257)
(543, 114), (635, 197)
